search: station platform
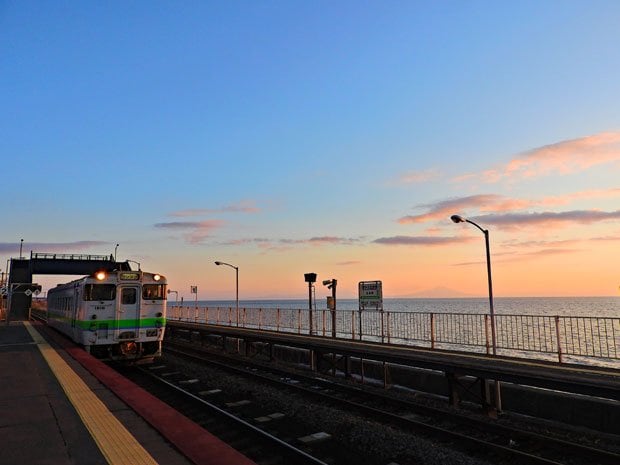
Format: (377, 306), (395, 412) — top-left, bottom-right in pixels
(0, 321), (256, 465)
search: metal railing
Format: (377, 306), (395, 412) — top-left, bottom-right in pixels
(167, 306), (620, 366)
(31, 252), (112, 261)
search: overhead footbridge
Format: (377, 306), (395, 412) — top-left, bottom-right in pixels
(4, 252), (132, 321)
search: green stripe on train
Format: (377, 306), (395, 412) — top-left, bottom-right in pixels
(48, 315), (166, 329)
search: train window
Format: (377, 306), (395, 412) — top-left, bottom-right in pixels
(122, 288), (137, 304)
(84, 284), (116, 301)
(142, 284), (166, 300)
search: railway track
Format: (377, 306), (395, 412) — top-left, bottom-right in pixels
(116, 363), (373, 465)
(155, 337), (620, 465)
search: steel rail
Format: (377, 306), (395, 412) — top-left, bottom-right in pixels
(166, 339), (620, 465)
(135, 366), (330, 465)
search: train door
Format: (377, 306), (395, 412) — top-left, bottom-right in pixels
(71, 286), (80, 341)
(116, 286), (140, 340)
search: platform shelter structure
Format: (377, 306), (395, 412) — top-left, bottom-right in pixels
(4, 252), (131, 321)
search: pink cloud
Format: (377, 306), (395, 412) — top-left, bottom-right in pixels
(457, 131), (620, 183)
(154, 220), (225, 244)
(398, 194), (502, 224)
(470, 209), (620, 230)
(399, 188), (620, 226)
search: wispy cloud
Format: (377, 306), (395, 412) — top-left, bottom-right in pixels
(0, 241), (109, 254)
(456, 131), (620, 183)
(337, 260), (361, 266)
(393, 169), (441, 185)
(373, 236), (475, 246)
(169, 201), (260, 217)
(398, 189), (620, 225)
(470, 210), (620, 230)
(154, 220), (225, 244)
(220, 236), (362, 249)
(398, 194), (502, 224)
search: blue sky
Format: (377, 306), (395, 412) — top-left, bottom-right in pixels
(2, 1), (620, 299)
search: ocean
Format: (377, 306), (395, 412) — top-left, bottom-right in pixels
(172, 296), (620, 318)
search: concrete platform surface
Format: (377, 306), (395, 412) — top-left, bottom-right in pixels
(0, 321), (256, 465)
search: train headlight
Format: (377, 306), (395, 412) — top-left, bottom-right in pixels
(153, 274), (161, 281)
(95, 271), (106, 281)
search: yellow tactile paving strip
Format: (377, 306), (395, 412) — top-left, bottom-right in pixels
(24, 322), (159, 465)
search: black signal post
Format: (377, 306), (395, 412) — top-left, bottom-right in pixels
(304, 273), (317, 335)
(323, 278), (337, 337)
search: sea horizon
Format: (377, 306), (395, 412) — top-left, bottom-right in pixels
(170, 295), (620, 318)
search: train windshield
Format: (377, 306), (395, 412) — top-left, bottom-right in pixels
(84, 284), (116, 301)
(142, 284), (166, 300)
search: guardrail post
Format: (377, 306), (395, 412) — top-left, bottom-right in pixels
(430, 313), (435, 349)
(381, 311), (385, 343)
(205, 307), (209, 324)
(484, 314), (490, 355)
(351, 311), (355, 340)
(358, 309), (363, 341)
(243, 308), (246, 327)
(259, 308), (263, 330)
(297, 309), (301, 334)
(228, 307), (232, 326)
(277, 308), (280, 332)
(555, 315), (563, 363)
(387, 312), (391, 344)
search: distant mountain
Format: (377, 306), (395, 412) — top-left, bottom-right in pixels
(399, 286), (478, 298)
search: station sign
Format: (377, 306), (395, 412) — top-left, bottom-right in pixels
(358, 280), (383, 311)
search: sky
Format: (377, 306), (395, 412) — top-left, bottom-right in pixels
(2, 1), (620, 300)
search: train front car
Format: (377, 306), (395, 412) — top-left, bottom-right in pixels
(47, 270), (167, 363)
(110, 270), (167, 362)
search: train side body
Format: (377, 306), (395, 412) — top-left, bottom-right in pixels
(47, 270), (167, 362)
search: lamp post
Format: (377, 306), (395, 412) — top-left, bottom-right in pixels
(167, 289), (178, 306)
(215, 261), (239, 326)
(114, 244), (119, 261)
(19, 239), (23, 259)
(451, 214), (496, 354)
(451, 214), (501, 412)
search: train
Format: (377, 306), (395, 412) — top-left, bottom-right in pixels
(47, 269), (167, 363)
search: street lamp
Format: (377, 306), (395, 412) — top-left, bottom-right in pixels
(114, 244), (119, 261)
(19, 239), (23, 259)
(215, 261), (239, 326)
(451, 214), (501, 412)
(450, 214), (496, 355)
(167, 289), (178, 306)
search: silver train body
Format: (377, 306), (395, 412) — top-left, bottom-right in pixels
(47, 270), (167, 362)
